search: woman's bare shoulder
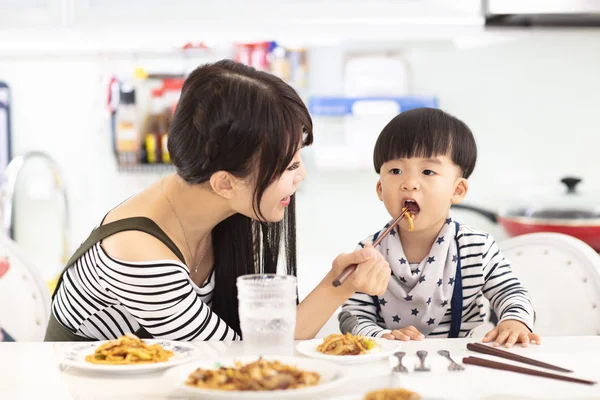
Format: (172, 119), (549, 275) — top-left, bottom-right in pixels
(101, 230), (182, 264)
(99, 189), (184, 265)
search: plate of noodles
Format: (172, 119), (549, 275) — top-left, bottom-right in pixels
(296, 333), (401, 364)
(58, 333), (201, 373)
(166, 355), (346, 399)
(331, 387), (422, 400)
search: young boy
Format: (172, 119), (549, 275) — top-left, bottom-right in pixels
(339, 108), (540, 348)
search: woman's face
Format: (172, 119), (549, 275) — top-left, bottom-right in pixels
(232, 149), (307, 222)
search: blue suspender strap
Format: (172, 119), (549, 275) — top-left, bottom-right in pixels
(368, 229), (383, 311)
(449, 221), (463, 339)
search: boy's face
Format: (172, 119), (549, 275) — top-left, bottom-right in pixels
(376, 155), (468, 234)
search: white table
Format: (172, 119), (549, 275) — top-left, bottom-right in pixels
(1, 337), (599, 400)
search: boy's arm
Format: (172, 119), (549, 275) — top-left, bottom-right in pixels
(481, 235), (535, 331)
(340, 292), (391, 338)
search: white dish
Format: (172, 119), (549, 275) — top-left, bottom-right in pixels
(296, 337), (401, 364)
(329, 395), (445, 400)
(167, 355), (346, 399)
(58, 340), (201, 374)
(324, 373), (448, 400)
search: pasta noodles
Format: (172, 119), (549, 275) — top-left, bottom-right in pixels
(364, 388), (421, 400)
(186, 358), (320, 391)
(316, 333), (378, 356)
(402, 207), (415, 232)
(85, 333), (174, 365)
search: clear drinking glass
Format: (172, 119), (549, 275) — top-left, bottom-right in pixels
(237, 274), (297, 356)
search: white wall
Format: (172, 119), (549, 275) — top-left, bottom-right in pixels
(298, 31), (600, 297)
(1, 31), (599, 296)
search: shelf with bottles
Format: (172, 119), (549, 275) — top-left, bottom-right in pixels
(109, 41), (309, 173)
(233, 42), (308, 93)
(111, 75), (182, 173)
(117, 163), (175, 174)
(307, 96), (438, 171)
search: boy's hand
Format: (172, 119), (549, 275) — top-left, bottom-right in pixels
(382, 326), (425, 341)
(482, 320), (541, 348)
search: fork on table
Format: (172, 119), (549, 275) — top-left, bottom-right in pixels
(438, 349), (465, 371)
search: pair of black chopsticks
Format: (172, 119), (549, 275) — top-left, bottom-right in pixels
(332, 208), (408, 287)
(464, 342), (596, 385)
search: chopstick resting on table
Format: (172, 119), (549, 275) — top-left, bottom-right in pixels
(467, 342), (572, 373)
(332, 208), (409, 287)
(462, 356), (596, 385)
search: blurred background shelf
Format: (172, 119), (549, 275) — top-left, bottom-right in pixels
(117, 164), (176, 174)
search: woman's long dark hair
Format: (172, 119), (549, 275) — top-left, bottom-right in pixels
(168, 60), (313, 336)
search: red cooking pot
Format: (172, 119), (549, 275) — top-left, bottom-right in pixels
(452, 177), (600, 252)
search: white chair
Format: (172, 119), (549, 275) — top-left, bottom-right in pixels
(319, 232), (600, 339)
(497, 232), (600, 336)
(0, 233), (51, 341)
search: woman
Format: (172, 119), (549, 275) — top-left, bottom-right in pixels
(45, 60), (390, 342)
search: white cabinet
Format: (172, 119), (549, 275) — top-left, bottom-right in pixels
(69, 0), (483, 27)
(0, 0), (485, 54)
(70, 0), (212, 27)
(0, 0), (63, 28)
(0, 0), (484, 29)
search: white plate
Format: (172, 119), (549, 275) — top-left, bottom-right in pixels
(320, 373), (449, 400)
(58, 340), (201, 374)
(167, 355), (346, 399)
(329, 395), (446, 400)
(296, 337), (401, 364)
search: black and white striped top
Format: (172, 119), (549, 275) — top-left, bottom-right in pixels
(341, 224), (535, 338)
(51, 242), (239, 341)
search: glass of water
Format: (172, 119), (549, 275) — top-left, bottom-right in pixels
(237, 274), (297, 356)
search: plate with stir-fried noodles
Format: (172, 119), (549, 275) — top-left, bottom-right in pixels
(330, 387), (423, 400)
(166, 356), (345, 399)
(296, 333), (401, 364)
(58, 333), (201, 373)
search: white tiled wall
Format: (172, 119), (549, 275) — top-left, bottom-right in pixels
(1, 31), (599, 296)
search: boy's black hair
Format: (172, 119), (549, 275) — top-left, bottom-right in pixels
(373, 107), (477, 178)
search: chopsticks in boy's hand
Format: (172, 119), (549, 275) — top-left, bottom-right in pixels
(332, 208), (408, 287)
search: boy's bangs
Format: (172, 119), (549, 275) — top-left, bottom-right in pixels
(382, 129), (452, 163)
(374, 123), (453, 173)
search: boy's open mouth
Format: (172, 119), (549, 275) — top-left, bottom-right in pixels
(404, 199), (420, 214)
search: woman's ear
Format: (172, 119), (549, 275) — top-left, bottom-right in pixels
(451, 178), (469, 205)
(209, 171), (237, 199)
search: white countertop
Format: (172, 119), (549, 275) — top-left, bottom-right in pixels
(1, 336), (599, 400)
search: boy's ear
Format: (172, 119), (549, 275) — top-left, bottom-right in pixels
(376, 180), (384, 201)
(451, 178), (469, 204)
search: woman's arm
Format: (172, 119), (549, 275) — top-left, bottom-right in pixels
(295, 244), (390, 340)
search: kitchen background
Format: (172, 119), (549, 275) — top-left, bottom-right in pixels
(1, 1), (600, 316)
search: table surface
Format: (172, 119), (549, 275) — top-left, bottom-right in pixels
(1, 336), (599, 400)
